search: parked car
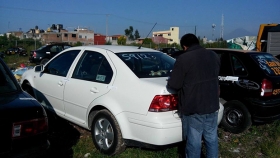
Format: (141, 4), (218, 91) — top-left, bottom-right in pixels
(5, 48), (16, 55)
(29, 43), (72, 65)
(17, 47), (28, 56)
(208, 48), (280, 134)
(159, 47), (180, 56)
(0, 52), (5, 58)
(0, 58), (49, 157)
(20, 45), (224, 155)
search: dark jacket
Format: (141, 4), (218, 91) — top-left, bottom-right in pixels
(167, 45), (220, 115)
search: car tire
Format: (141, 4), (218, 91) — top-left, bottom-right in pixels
(91, 109), (125, 155)
(220, 100), (252, 134)
(22, 82), (35, 97)
(40, 59), (49, 65)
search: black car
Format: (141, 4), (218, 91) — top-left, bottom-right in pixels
(17, 47), (28, 56)
(0, 52), (5, 58)
(0, 58), (49, 157)
(159, 47), (180, 56)
(29, 43), (72, 65)
(208, 48), (280, 134)
(5, 48), (16, 55)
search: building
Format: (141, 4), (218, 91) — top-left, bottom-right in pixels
(94, 33), (106, 45)
(153, 27), (179, 44)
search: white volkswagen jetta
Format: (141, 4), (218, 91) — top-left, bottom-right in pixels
(20, 45), (223, 155)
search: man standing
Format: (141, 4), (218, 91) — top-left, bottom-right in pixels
(167, 34), (220, 158)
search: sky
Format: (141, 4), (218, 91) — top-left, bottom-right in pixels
(0, 0), (280, 40)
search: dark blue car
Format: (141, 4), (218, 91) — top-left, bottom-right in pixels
(0, 58), (49, 157)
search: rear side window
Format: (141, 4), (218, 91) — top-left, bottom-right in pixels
(251, 53), (280, 76)
(117, 52), (175, 78)
(72, 51), (113, 84)
(0, 61), (18, 94)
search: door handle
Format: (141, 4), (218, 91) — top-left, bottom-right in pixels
(58, 81), (63, 86)
(90, 87), (99, 93)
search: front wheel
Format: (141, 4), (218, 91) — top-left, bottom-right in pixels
(91, 109), (125, 155)
(220, 100), (252, 134)
(22, 82), (35, 97)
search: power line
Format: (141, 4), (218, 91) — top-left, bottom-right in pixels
(0, 5), (196, 28)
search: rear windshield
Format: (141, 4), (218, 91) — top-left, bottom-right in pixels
(116, 52), (175, 78)
(0, 62), (18, 94)
(251, 53), (280, 76)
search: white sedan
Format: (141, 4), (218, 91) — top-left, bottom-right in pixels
(20, 45), (223, 155)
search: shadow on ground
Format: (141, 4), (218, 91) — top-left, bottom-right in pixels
(45, 112), (81, 158)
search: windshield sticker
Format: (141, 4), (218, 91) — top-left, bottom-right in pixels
(218, 76), (239, 82)
(273, 89), (280, 95)
(96, 74), (106, 82)
(122, 53), (156, 60)
(255, 55), (280, 75)
(235, 79), (260, 90)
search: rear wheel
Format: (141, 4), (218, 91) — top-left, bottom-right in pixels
(91, 109), (125, 155)
(221, 100), (252, 134)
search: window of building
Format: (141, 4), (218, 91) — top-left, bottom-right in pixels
(172, 28), (174, 31)
(64, 34), (68, 37)
(168, 34), (171, 36)
(72, 34), (76, 38)
(85, 36), (87, 39)
(79, 35), (82, 38)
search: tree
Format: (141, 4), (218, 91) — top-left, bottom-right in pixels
(117, 36), (126, 45)
(105, 41), (112, 45)
(142, 38), (153, 44)
(134, 29), (140, 40)
(74, 41), (83, 46)
(125, 26), (134, 40)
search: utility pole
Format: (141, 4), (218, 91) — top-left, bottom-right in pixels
(220, 14), (224, 40)
(106, 14), (110, 42)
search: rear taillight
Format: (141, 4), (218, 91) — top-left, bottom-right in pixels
(32, 52), (36, 57)
(261, 79), (273, 96)
(12, 117), (48, 138)
(149, 95), (178, 112)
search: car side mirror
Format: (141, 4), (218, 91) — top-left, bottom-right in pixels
(35, 65), (43, 72)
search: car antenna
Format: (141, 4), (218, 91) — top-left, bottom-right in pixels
(138, 22), (157, 49)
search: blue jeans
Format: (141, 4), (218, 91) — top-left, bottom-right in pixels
(182, 111), (218, 158)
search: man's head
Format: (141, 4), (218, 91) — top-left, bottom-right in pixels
(180, 33), (199, 51)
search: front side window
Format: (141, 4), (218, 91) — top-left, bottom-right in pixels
(117, 52), (175, 78)
(72, 51), (113, 84)
(231, 55), (247, 76)
(44, 50), (80, 77)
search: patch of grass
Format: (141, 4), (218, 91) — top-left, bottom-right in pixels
(71, 121), (280, 158)
(3, 54), (35, 69)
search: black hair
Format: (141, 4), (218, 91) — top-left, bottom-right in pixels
(180, 33), (199, 49)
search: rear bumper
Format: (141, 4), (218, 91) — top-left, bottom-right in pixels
(116, 111), (183, 146)
(247, 98), (280, 122)
(29, 56), (40, 64)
